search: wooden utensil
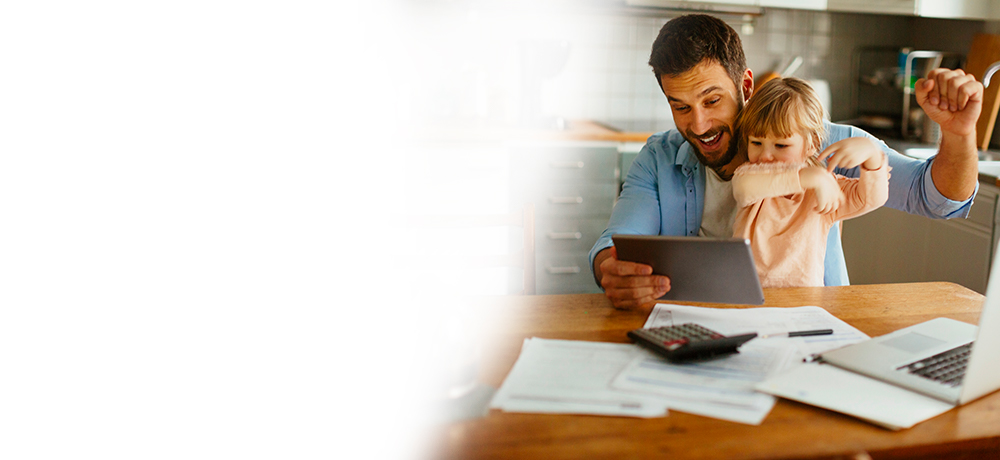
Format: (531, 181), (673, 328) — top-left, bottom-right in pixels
(964, 33), (1000, 149)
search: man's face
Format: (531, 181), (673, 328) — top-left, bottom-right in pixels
(661, 61), (748, 169)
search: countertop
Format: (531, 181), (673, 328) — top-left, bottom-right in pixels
(412, 120), (1000, 187)
(410, 119), (657, 143)
(884, 138), (1000, 188)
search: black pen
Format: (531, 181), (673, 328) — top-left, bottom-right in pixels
(757, 329), (833, 339)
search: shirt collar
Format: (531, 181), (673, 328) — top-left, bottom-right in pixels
(675, 139), (703, 176)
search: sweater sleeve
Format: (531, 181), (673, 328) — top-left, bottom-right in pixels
(732, 162), (807, 207)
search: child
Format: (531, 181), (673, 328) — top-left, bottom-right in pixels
(732, 77), (889, 288)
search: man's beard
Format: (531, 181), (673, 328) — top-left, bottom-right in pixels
(685, 95), (744, 170)
(684, 125), (738, 169)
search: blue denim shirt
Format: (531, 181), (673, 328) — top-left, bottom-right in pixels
(589, 121), (977, 287)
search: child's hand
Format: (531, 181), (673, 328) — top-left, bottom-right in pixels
(817, 137), (884, 172)
(800, 166), (845, 214)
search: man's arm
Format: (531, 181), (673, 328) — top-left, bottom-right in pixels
(916, 68), (983, 202)
(588, 134), (680, 309)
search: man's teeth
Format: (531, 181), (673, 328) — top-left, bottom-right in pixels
(700, 132), (721, 143)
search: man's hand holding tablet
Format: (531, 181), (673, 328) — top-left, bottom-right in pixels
(594, 246), (673, 310)
(608, 235), (765, 307)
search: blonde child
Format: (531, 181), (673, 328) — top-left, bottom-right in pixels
(732, 77), (890, 288)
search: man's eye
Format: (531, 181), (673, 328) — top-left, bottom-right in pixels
(707, 98), (720, 105)
(673, 105), (689, 112)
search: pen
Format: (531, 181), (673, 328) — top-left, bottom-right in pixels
(757, 329), (833, 339)
(802, 353), (824, 363)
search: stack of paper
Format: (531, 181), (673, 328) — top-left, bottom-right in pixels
(490, 338), (670, 418)
(491, 303), (871, 424)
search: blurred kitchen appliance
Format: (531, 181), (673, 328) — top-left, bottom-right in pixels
(755, 55), (803, 88)
(963, 34), (1000, 150)
(899, 50), (943, 139)
(851, 47), (960, 142)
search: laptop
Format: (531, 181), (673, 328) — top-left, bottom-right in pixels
(819, 251), (1000, 405)
(611, 235), (765, 305)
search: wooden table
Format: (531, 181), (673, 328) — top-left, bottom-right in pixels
(435, 283), (1000, 460)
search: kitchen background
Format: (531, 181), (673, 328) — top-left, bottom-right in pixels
(392, 4), (1000, 451)
(399, 1), (1000, 298)
(400, 3), (999, 135)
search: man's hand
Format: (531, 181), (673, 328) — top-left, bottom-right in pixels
(915, 68), (981, 202)
(915, 68), (983, 137)
(594, 247), (670, 310)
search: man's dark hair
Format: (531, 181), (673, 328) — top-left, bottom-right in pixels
(649, 14), (747, 90)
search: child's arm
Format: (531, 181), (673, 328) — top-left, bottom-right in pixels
(799, 166), (846, 214)
(818, 137), (886, 172)
(819, 138), (891, 220)
(732, 162), (806, 207)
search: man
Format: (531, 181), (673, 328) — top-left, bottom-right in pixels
(589, 14), (982, 309)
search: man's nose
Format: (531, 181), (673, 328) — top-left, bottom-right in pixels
(691, 108), (712, 134)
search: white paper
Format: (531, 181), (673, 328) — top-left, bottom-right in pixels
(645, 303), (869, 362)
(611, 342), (791, 425)
(490, 338), (670, 418)
(756, 363), (955, 430)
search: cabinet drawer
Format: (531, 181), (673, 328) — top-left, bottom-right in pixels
(512, 144), (618, 185)
(535, 217), (607, 255)
(536, 254), (602, 295)
(517, 183), (617, 217)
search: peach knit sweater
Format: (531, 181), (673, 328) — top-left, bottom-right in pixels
(732, 161), (890, 288)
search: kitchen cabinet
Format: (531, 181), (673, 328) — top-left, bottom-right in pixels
(627, 0), (829, 9)
(842, 180), (999, 294)
(510, 141), (621, 294)
(627, 0), (759, 7)
(760, 0), (826, 10)
(827, 0), (997, 20)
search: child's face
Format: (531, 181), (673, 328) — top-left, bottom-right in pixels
(747, 132), (811, 163)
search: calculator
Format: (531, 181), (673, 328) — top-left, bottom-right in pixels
(627, 323), (758, 363)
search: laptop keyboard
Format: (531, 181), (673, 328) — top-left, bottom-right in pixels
(897, 343), (973, 387)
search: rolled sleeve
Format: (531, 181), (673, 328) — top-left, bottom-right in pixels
(922, 159), (977, 219)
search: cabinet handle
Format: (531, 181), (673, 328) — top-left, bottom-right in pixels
(549, 196), (584, 204)
(546, 266), (581, 275)
(549, 160), (585, 169)
(547, 232), (583, 240)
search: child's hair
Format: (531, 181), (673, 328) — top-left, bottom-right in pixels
(735, 77), (826, 161)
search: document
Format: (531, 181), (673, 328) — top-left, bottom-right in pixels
(611, 341), (792, 425)
(491, 304), (873, 424)
(644, 303), (869, 360)
(490, 338), (670, 418)
(756, 363), (955, 430)
(604, 303), (871, 424)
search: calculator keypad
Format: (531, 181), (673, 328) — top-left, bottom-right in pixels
(627, 323), (754, 363)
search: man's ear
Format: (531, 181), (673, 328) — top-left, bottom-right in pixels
(741, 69), (753, 102)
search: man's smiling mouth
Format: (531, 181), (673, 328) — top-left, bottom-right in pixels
(700, 132), (721, 144)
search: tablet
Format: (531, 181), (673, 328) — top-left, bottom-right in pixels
(611, 235), (764, 305)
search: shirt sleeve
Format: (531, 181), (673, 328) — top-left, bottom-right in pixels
(830, 160), (890, 222)
(587, 140), (663, 282)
